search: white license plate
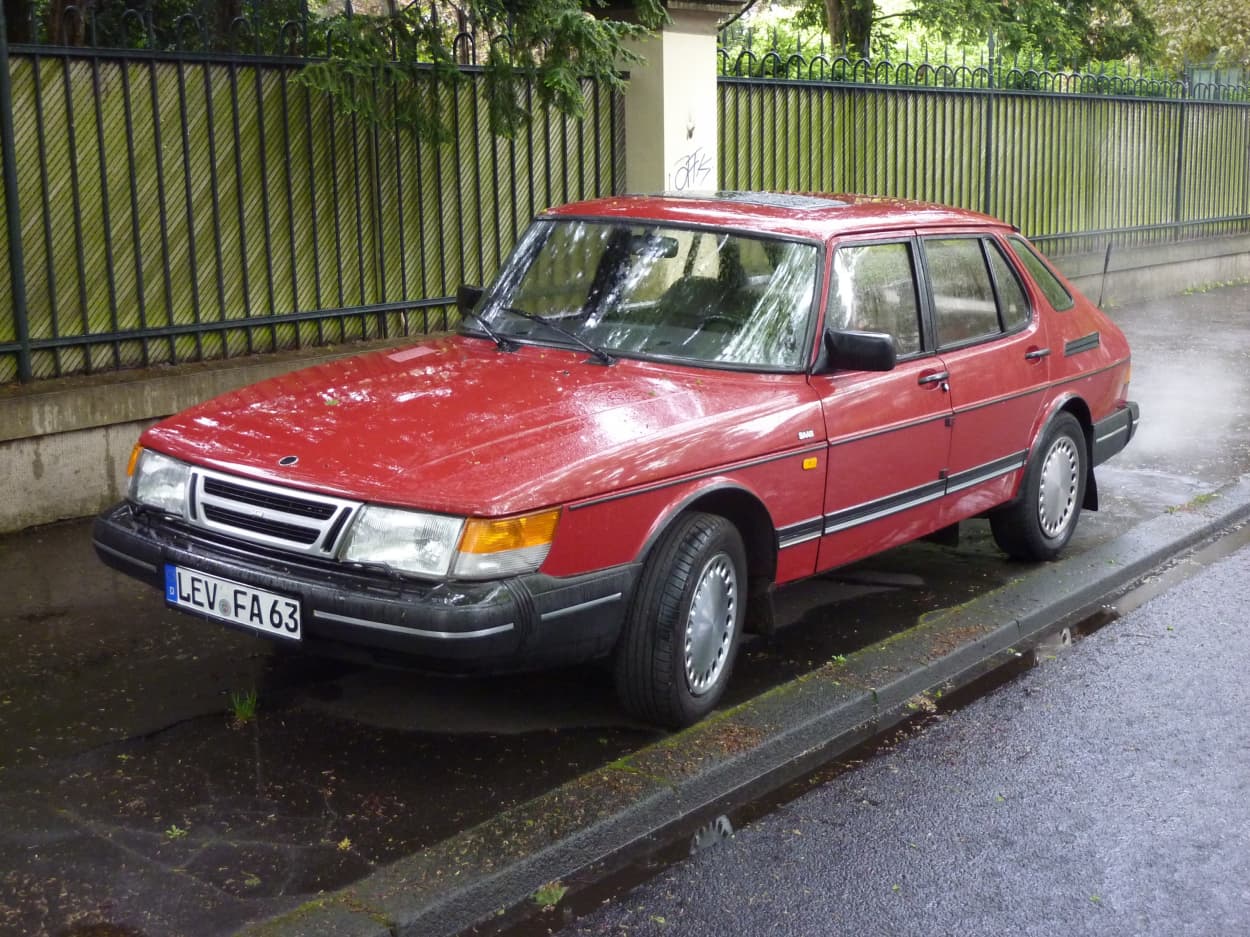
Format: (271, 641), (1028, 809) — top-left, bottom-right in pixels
(165, 564), (301, 641)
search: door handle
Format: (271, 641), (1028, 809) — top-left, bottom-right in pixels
(1025, 348), (1052, 360)
(917, 370), (950, 386)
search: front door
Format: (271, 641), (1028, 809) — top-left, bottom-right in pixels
(811, 237), (954, 572)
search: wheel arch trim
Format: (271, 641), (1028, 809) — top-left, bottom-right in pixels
(632, 481), (779, 586)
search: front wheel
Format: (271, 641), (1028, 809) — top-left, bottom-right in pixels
(614, 512), (747, 729)
(991, 412), (1087, 561)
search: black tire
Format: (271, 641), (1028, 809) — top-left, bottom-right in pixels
(614, 512), (747, 729)
(991, 412), (1087, 561)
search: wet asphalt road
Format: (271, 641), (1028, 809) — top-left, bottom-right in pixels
(0, 283), (1248, 935)
(560, 535), (1250, 937)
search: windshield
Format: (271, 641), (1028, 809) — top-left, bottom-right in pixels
(472, 219), (820, 371)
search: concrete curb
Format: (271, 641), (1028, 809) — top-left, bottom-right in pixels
(242, 476), (1250, 937)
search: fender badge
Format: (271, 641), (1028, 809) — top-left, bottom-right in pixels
(278, 455), (299, 467)
(797, 429), (816, 441)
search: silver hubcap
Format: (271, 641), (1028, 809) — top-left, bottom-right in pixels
(684, 553), (738, 697)
(1038, 435), (1080, 538)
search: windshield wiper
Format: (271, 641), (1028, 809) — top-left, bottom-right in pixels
(499, 306), (615, 366)
(459, 307), (518, 352)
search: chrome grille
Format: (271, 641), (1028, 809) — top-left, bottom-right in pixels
(190, 469), (361, 556)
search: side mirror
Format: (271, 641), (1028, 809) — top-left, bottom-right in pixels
(457, 284), (484, 313)
(821, 329), (897, 373)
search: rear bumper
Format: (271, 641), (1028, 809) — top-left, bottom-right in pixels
(93, 501), (636, 672)
(1091, 400), (1140, 467)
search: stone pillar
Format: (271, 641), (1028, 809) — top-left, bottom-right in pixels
(621, 1), (739, 194)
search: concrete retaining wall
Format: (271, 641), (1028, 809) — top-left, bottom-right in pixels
(1061, 233), (1250, 307)
(1, 233), (1247, 534)
(0, 339), (410, 533)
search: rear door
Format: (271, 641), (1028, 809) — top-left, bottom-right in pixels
(811, 237), (954, 572)
(918, 233), (1052, 522)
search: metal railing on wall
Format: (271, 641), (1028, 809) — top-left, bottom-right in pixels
(717, 43), (1250, 259)
(0, 2), (624, 384)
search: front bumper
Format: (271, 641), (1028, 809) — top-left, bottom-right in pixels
(93, 501), (637, 672)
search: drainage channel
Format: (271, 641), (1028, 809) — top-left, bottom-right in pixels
(466, 519), (1250, 937)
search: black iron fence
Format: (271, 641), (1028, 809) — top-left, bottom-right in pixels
(0, 4), (623, 383)
(5, 13), (1250, 385)
(718, 47), (1250, 258)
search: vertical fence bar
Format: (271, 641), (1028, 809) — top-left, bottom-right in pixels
(119, 62), (150, 366)
(89, 50), (122, 368)
(0, 7), (31, 381)
(1173, 85), (1187, 239)
(174, 60), (205, 360)
(147, 57), (176, 364)
(32, 54), (61, 376)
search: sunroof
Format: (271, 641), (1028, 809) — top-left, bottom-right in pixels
(662, 191), (847, 211)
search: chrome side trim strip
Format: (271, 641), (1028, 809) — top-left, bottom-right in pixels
(777, 516), (825, 549)
(312, 610), (514, 640)
(944, 451), (1027, 494)
(540, 592), (624, 621)
(779, 530), (824, 549)
(823, 479), (947, 535)
(1096, 423), (1129, 444)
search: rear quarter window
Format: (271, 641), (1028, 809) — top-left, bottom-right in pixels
(1007, 236), (1074, 311)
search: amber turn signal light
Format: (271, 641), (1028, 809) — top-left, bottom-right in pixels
(458, 508), (561, 555)
(126, 444), (144, 477)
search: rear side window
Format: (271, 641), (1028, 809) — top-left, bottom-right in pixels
(985, 240), (1031, 331)
(1007, 236), (1074, 311)
(924, 238), (1000, 347)
(827, 241), (922, 356)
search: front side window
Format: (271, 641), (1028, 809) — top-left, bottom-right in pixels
(476, 220), (820, 371)
(924, 238), (1001, 347)
(826, 241), (922, 356)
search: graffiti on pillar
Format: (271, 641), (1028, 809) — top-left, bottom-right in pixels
(668, 147), (713, 192)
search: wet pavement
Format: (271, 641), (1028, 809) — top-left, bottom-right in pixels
(555, 533), (1250, 937)
(1, 283), (1248, 936)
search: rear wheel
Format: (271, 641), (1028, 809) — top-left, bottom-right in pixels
(614, 512), (746, 729)
(991, 412), (1087, 561)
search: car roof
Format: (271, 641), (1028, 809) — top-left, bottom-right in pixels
(543, 192), (1011, 241)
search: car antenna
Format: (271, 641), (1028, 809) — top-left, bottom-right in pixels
(1097, 241), (1113, 308)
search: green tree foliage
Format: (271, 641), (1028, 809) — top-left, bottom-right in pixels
(1145, 0), (1250, 69)
(793, 0), (1158, 64)
(910, 0), (1157, 64)
(297, 0), (667, 142)
(13, 0), (310, 51)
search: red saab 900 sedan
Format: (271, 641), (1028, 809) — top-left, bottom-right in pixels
(94, 193), (1139, 728)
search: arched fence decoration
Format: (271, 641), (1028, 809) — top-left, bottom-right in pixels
(717, 42), (1250, 267)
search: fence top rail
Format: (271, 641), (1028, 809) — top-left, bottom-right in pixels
(716, 44), (1250, 102)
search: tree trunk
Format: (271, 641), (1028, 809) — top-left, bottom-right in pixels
(823, 0), (875, 55)
(846, 0), (873, 55)
(823, 0), (844, 49)
(46, 0), (85, 45)
(208, 0), (245, 51)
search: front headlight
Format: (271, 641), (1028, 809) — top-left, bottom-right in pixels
(340, 506), (465, 578)
(129, 448), (191, 516)
(339, 505), (561, 580)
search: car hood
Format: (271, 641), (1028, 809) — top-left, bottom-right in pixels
(142, 336), (821, 516)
